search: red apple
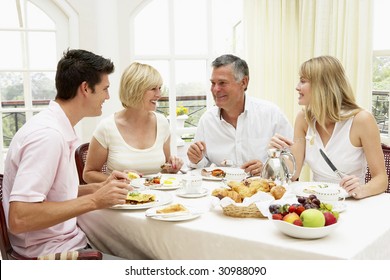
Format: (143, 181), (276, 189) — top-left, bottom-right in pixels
(323, 211), (337, 226)
(282, 212), (300, 224)
(293, 219), (303, 226)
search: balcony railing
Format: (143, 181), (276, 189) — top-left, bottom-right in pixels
(372, 90), (389, 134)
(1, 96), (207, 147)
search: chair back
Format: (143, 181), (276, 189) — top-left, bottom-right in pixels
(75, 143), (107, 185)
(365, 143), (390, 193)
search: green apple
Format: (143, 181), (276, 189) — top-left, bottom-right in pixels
(282, 212), (300, 224)
(300, 209), (325, 227)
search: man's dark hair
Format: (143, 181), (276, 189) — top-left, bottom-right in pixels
(55, 49), (114, 100)
(211, 54), (249, 83)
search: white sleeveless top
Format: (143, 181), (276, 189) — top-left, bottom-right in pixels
(93, 112), (170, 175)
(305, 117), (367, 184)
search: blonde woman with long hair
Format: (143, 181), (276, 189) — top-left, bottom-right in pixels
(270, 55), (387, 199)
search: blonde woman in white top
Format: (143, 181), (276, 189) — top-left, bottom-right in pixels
(83, 62), (183, 183)
(269, 56), (387, 199)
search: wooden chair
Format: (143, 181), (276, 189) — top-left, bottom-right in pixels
(365, 143), (390, 193)
(75, 142), (107, 185)
(0, 174), (102, 260)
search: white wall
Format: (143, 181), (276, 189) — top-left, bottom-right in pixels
(66, 0), (144, 143)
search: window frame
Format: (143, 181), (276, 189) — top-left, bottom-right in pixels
(129, 0), (243, 155)
(0, 0), (77, 171)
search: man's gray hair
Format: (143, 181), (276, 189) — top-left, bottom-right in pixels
(211, 54), (249, 82)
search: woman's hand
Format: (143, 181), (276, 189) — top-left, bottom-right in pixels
(269, 133), (294, 150)
(340, 175), (361, 199)
(162, 156), (184, 173)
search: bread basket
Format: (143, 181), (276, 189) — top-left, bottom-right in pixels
(222, 203), (266, 218)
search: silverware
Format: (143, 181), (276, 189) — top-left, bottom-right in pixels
(319, 149), (344, 179)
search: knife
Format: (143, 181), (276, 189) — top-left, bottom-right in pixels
(319, 149), (344, 179)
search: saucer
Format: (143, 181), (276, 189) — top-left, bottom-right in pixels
(176, 188), (208, 198)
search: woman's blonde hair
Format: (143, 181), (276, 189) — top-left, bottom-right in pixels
(119, 62), (163, 108)
(299, 55), (362, 131)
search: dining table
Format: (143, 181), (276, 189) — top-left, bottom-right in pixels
(77, 171), (390, 260)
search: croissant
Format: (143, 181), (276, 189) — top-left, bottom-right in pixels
(211, 188), (242, 203)
(211, 188), (229, 200)
(226, 190), (242, 203)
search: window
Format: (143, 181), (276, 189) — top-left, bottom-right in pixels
(373, 0), (390, 136)
(0, 0), (72, 170)
(130, 0), (243, 153)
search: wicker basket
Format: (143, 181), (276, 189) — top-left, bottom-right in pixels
(222, 203), (266, 218)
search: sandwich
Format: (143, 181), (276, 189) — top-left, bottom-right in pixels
(126, 192), (156, 205)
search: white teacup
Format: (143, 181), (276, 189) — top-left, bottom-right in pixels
(224, 168), (247, 182)
(314, 188), (345, 203)
(182, 175), (203, 194)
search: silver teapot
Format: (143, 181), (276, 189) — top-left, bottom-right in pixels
(261, 148), (296, 184)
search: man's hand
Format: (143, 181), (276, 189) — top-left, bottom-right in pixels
(241, 160), (263, 176)
(93, 178), (132, 209)
(187, 141), (206, 164)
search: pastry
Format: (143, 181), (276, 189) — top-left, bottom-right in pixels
(270, 185), (286, 199)
(156, 204), (188, 214)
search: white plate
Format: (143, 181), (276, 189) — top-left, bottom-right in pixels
(130, 178), (159, 189)
(290, 181), (349, 199)
(131, 177), (181, 190)
(145, 205), (203, 221)
(110, 190), (173, 210)
(176, 187), (209, 198)
(327, 201), (347, 213)
(194, 167), (246, 181)
(269, 216), (340, 239)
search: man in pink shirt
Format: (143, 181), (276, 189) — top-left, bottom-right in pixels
(2, 49), (131, 259)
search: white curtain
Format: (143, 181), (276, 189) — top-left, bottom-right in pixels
(243, 0), (373, 180)
(244, 0), (373, 123)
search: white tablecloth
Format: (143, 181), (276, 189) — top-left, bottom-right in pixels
(78, 175), (390, 260)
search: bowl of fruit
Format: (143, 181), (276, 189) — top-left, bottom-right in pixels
(268, 194), (340, 239)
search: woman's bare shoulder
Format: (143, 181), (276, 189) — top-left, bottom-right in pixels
(353, 110), (376, 124)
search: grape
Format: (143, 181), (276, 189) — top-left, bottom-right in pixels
(310, 203), (319, 209)
(269, 204), (281, 214)
(297, 196), (306, 204)
(282, 204), (290, 213)
(312, 198), (321, 206)
(304, 203), (313, 209)
(308, 194), (317, 200)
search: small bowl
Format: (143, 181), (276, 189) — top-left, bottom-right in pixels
(269, 217), (340, 239)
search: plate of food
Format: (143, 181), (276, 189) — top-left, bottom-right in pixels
(198, 167), (226, 181)
(131, 176), (181, 190)
(290, 181), (349, 199)
(145, 203), (203, 221)
(110, 190), (173, 210)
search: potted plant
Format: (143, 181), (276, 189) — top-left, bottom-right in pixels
(175, 106), (188, 128)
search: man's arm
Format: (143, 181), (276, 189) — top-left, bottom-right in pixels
(8, 178), (129, 235)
